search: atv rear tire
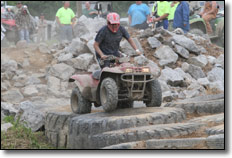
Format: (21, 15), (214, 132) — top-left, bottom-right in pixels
(117, 101), (133, 109)
(100, 78), (118, 112)
(145, 80), (162, 107)
(71, 87), (91, 114)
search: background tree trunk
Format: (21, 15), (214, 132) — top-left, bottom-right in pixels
(76, 1), (82, 18)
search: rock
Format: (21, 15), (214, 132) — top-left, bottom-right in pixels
(215, 54), (224, 69)
(16, 40), (27, 49)
(147, 37), (161, 49)
(36, 84), (48, 94)
(182, 62), (190, 72)
(58, 53), (73, 63)
(1, 123), (13, 132)
(22, 59), (30, 67)
(86, 39), (95, 55)
(154, 45), (178, 66)
(73, 53), (93, 70)
(25, 76), (41, 85)
(159, 67), (184, 87)
(16, 101), (45, 132)
(198, 46), (207, 54)
(207, 56), (216, 65)
(183, 90), (200, 99)
(120, 38), (143, 55)
(206, 134), (224, 149)
(1, 102), (18, 117)
(188, 55), (208, 68)
(147, 60), (160, 78)
(88, 64), (101, 73)
(187, 64), (206, 80)
(139, 28), (154, 38)
(64, 38), (87, 56)
(158, 80), (170, 92)
(207, 67), (224, 82)
(173, 28), (184, 35)
(47, 63), (75, 81)
(174, 45), (190, 59)
(38, 43), (50, 54)
(2, 89), (24, 103)
(209, 81), (224, 92)
(197, 78), (210, 87)
(134, 55), (149, 66)
(162, 91), (178, 102)
(187, 82), (205, 92)
(47, 76), (61, 96)
(23, 85), (39, 97)
(172, 35), (200, 55)
(1, 59), (18, 73)
(1, 81), (11, 91)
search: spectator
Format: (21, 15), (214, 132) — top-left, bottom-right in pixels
(37, 13), (47, 42)
(200, 1), (218, 35)
(12, 1), (22, 15)
(82, 1), (98, 18)
(152, 1), (170, 30)
(15, 5), (32, 43)
(168, 1), (179, 31)
(56, 1), (75, 42)
(173, 1), (190, 34)
(94, 13), (141, 69)
(128, 1), (150, 30)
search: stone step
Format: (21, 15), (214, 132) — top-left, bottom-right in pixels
(188, 113), (224, 125)
(103, 134), (224, 149)
(206, 124), (224, 136)
(87, 122), (203, 149)
(177, 93), (224, 103)
(164, 99), (224, 114)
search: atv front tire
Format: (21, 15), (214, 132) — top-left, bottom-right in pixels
(71, 87), (92, 114)
(145, 80), (162, 107)
(100, 78), (118, 112)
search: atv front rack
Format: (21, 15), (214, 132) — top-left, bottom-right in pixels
(121, 74), (155, 100)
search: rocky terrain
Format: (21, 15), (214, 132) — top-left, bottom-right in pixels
(1, 16), (224, 149)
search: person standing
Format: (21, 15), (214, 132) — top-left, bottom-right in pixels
(37, 13), (47, 42)
(56, 1), (75, 42)
(200, 1), (218, 35)
(15, 5), (32, 43)
(128, 1), (150, 30)
(173, 1), (190, 34)
(12, 1), (22, 15)
(82, 1), (98, 18)
(168, 1), (179, 31)
(152, 1), (170, 30)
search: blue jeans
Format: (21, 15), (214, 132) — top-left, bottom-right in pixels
(19, 29), (30, 43)
(156, 19), (169, 30)
(60, 25), (73, 42)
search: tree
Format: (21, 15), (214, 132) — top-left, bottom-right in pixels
(76, 1), (82, 18)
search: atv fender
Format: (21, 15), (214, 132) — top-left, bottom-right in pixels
(69, 74), (99, 101)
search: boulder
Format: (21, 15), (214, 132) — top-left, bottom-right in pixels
(1, 123), (13, 132)
(158, 80), (170, 92)
(2, 89), (24, 103)
(147, 37), (162, 49)
(36, 84), (48, 94)
(215, 54), (224, 69)
(88, 64), (101, 73)
(1, 59), (18, 73)
(1, 102), (18, 117)
(183, 89), (200, 98)
(188, 55), (208, 68)
(147, 60), (160, 78)
(187, 64), (206, 80)
(58, 53), (73, 63)
(87, 39), (95, 55)
(134, 55), (149, 66)
(172, 35), (200, 55)
(25, 76), (41, 85)
(120, 38), (143, 55)
(38, 43), (50, 54)
(207, 67), (224, 82)
(73, 53), (93, 70)
(47, 76), (61, 96)
(162, 91), (178, 102)
(47, 63), (75, 81)
(23, 85), (39, 97)
(64, 38), (87, 56)
(207, 56), (216, 65)
(209, 81), (224, 92)
(139, 28), (154, 38)
(154, 45), (178, 66)
(16, 40), (27, 49)
(197, 78), (210, 87)
(174, 44), (189, 59)
(159, 67), (184, 87)
(15, 101), (45, 132)
(181, 62), (190, 72)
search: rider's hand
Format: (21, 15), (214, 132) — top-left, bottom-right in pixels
(101, 55), (108, 60)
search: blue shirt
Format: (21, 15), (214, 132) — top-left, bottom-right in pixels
(173, 1), (190, 33)
(95, 25), (130, 58)
(128, 3), (150, 26)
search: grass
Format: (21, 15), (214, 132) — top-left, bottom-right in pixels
(1, 116), (56, 149)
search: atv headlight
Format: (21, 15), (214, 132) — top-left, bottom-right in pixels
(125, 68), (133, 73)
(142, 68), (150, 73)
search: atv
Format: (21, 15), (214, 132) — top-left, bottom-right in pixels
(69, 55), (162, 114)
(189, 8), (224, 47)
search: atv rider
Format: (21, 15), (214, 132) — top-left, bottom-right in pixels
(94, 12), (141, 69)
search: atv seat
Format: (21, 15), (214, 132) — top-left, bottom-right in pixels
(92, 70), (102, 80)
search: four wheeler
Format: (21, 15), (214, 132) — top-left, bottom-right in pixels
(189, 7), (224, 47)
(69, 55), (162, 114)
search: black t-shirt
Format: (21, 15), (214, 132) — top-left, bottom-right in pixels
(95, 25), (130, 58)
